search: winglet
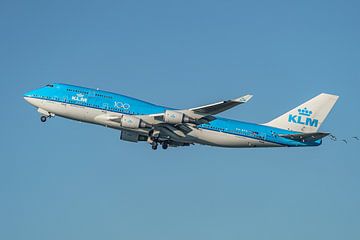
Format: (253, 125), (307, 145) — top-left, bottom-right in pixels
(234, 94), (253, 103)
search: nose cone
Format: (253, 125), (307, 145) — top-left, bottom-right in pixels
(24, 96), (31, 104)
(23, 91), (33, 103)
(23, 90), (39, 106)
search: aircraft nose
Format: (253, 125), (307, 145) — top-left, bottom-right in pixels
(24, 91), (31, 101)
(24, 96), (30, 103)
(23, 90), (40, 107)
(23, 90), (36, 103)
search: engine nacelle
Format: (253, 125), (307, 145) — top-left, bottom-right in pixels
(120, 130), (147, 142)
(121, 115), (151, 129)
(164, 110), (195, 124)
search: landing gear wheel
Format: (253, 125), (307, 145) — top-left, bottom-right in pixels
(151, 142), (158, 150)
(162, 142), (168, 150)
(40, 116), (47, 122)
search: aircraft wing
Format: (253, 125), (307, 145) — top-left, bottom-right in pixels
(104, 94), (252, 143)
(178, 94), (253, 120)
(188, 94), (253, 115)
(147, 94), (253, 124)
(280, 132), (330, 142)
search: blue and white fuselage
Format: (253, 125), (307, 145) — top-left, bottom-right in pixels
(24, 83), (339, 150)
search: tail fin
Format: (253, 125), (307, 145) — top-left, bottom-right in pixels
(263, 93), (339, 133)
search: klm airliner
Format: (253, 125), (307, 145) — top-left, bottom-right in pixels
(24, 84), (339, 150)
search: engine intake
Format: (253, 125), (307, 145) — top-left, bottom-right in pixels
(164, 110), (196, 124)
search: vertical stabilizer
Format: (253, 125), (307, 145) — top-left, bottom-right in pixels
(263, 93), (339, 133)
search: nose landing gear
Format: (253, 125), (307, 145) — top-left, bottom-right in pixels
(38, 108), (54, 123)
(40, 116), (47, 122)
(40, 113), (54, 123)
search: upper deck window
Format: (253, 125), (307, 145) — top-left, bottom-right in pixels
(46, 84), (54, 87)
(95, 93), (112, 99)
(66, 88), (89, 94)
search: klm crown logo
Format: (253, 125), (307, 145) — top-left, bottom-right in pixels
(288, 107), (318, 127)
(298, 107), (312, 116)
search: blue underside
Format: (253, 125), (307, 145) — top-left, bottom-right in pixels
(24, 83), (322, 147)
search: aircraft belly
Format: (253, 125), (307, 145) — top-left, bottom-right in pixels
(190, 128), (281, 148)
(59, 104), (114, 126)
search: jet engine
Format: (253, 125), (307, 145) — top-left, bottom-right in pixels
(164, 110), (196, 124)
(121, 115), (151, 129)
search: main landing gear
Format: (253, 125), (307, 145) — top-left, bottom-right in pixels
(150, 140), (169, 150)
(148, 129), (169, 150)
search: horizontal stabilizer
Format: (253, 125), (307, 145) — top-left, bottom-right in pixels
(280, 132), (330, 142)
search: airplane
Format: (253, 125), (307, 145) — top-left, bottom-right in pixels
(24, 83), (339, 150)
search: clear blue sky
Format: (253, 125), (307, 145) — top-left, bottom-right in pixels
(1, 0), (359, 239)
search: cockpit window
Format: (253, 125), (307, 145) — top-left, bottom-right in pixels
(46, 84), (54, 87)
